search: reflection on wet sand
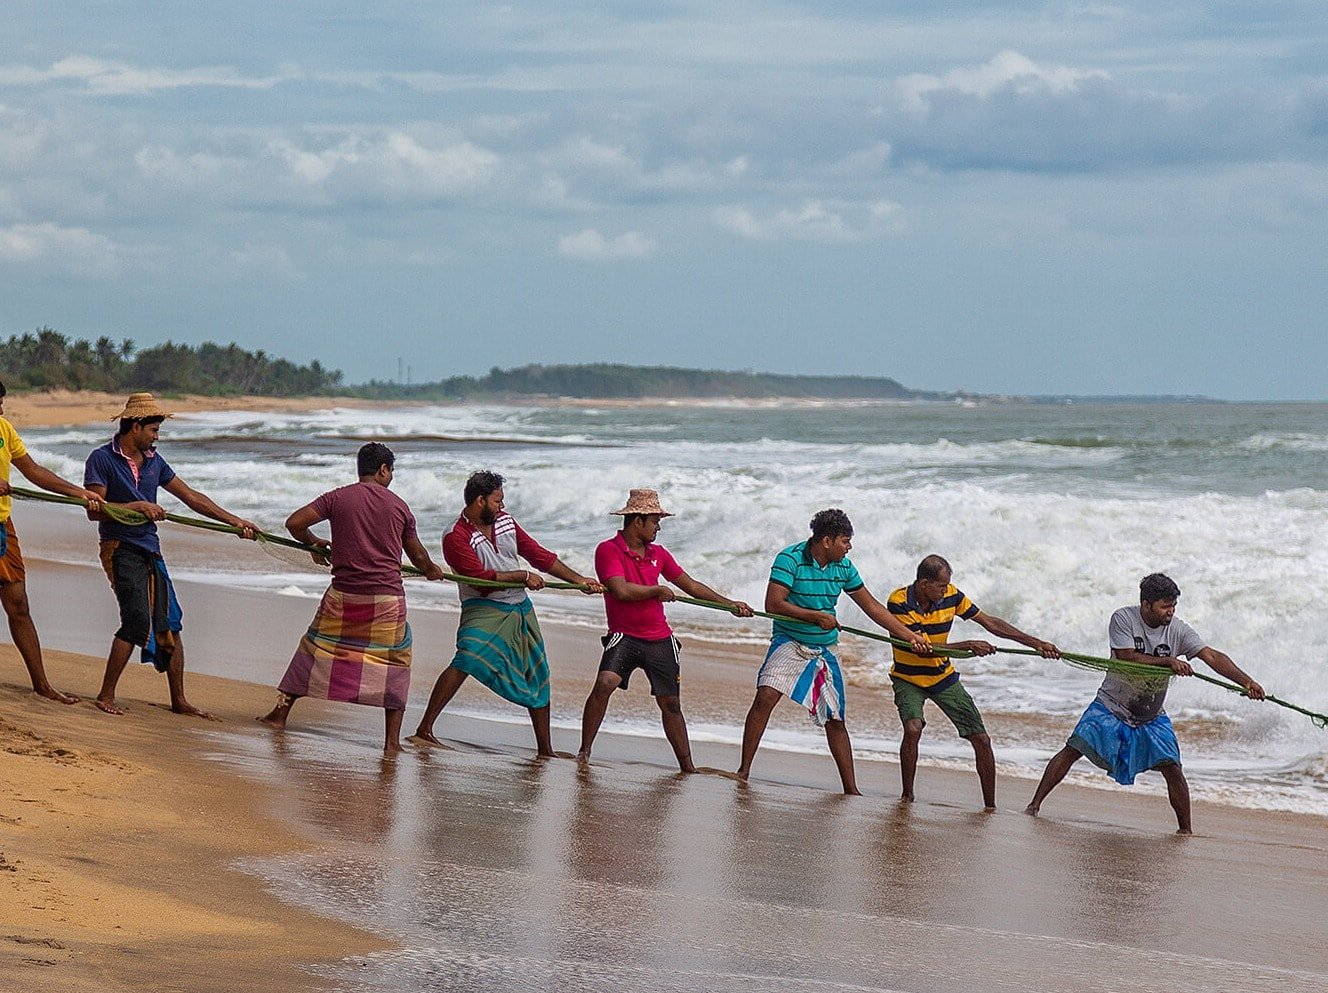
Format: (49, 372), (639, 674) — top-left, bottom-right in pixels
(215, 711), (1328, 992)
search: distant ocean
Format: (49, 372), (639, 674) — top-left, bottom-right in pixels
(25, 400), (1328, 813)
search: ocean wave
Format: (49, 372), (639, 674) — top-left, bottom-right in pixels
(1238, 432), (1328, 452)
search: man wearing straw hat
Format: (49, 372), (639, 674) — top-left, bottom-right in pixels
(737, 508), (934, 794)
(1025, 572), (1264, 833)
(411, 469), (603, 756)
(258, 442), (446, 755)
(0, 380), (104, 704)
(84, 392), (259, 717)
(577, 488), (754, 772)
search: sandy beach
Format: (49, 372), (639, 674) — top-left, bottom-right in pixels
(1, 493), (1326, 991)
(2, 394), (1327, 990)
(3, 389), (373, 430)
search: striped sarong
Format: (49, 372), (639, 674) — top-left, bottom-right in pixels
(450, 597), (549, 709)
(756, 634), (846, 727)
(278, 587), (412, 710)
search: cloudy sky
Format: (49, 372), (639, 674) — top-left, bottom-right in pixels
(4, 2), (1327, 399)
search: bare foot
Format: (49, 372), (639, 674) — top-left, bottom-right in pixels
(407, 730), (442, 746)
(35, 687), (79, 706)
(981, 805), (997, 813)
(1176, 827), (1193, 836)
(172, 703), (220, 721)
(1024, 804), (1040, 817)
(735, 767), (750, 783)
(94, 697), (124, 715)
(535, 749), (557, 760)
(383, 742), (403, 759)
(900, 793), (915, 803)
(575, 750), (591, 764)
(844, 788), (863, 796)
(256, 712), (287, 730)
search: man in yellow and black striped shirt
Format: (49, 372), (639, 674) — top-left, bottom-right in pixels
(888, 554), (1060, 809)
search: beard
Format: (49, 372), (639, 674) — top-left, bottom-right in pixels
(479, 507), (497, 525)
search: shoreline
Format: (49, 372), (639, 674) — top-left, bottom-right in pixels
(3, 555), (1327, 990)
(5, 389), (379, 429)
(10, 497), (1328, 819)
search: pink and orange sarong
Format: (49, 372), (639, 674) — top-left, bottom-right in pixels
(278, 587), (412, 711)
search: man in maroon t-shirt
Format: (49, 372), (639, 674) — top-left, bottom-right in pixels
(577, 489), (752, 772)
(258, 443), (444, 754)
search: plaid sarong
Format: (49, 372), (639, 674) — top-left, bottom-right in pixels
(278, 587), (412, 710)
(450, 597), (550, 709)
(756, 634), (846, 727)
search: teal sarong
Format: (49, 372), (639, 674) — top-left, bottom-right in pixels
(449, 597), (550, 708)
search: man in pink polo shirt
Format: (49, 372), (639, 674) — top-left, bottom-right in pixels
(577, 489), (753, 772)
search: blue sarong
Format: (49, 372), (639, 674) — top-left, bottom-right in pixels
(142, 556), (183, 672)
(1068, 698), (1181, 785)
(449, 597), (549, 709)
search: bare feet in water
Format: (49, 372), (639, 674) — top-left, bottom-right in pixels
(94, 697), (124, 715)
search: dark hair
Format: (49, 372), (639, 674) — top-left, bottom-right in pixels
(917, 554), (952, 581)
(0, 380), (6, 398)
(464, 469), (504, 505)
(1140, 572), (1180, 603)
(357, 442), (395, 477)
(809, 508), (853, 541)
(118, 415), (166, 436)
(623, 512), (654, 528)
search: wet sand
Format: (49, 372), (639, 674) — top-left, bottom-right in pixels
(0, 650), (384, 993)
(3, 505), (1327, 990)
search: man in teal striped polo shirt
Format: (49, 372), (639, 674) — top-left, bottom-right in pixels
(736, 508), (932, 794)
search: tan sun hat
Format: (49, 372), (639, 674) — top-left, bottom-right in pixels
(112, 391), (174, 421)
(610, 488), (673, 517)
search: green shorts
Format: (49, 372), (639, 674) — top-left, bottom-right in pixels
(890, 676), (987, 738)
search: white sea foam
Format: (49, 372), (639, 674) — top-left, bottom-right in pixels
(22, 401), (1328, 812)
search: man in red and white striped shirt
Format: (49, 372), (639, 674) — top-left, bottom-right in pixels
(410, 470), (601, 755)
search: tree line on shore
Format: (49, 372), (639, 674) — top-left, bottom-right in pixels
(2, 328), (946, 401)
(0, 328), (341, 396)
(359, 363), (930, 400)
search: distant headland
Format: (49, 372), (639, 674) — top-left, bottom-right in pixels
(1, 329), (1214, 404)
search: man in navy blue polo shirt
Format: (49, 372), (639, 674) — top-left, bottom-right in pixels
(84, 392), (259, 717)
(736, 508), (933, 794)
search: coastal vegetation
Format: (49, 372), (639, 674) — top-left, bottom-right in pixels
(1, 329), (935, 401)
(0, 328), (341, 396)
(356, 363), (933, 401)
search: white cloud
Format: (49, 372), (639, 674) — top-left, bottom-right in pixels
(0, 56), (297, 95)
(896, 50), (1110, 116)
(0, 222), (121, 276)
(134, 131), (499, 208)
(557, 228), (656, 261)
(713, 198), (902, 242)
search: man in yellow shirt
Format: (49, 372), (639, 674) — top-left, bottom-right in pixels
(0, 382), (103, 703)
(887, 554), (1059, 809)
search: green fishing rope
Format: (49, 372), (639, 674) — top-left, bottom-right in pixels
(13, 486), (1327, 728)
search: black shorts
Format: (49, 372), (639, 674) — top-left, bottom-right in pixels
(598, 633), (681, 697)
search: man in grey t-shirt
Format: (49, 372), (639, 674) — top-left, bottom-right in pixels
(1025, 573), (1264, 833)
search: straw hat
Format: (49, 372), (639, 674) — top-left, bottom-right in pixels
(610, 488), (673, 517)
(112, 391), (174, 421)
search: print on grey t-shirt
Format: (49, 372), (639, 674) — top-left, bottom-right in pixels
(1095, 605), (1207, 726)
